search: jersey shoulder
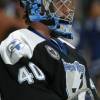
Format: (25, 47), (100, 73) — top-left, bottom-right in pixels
(0, 29), (45, 65)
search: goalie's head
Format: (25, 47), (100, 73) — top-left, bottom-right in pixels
(20, 0), (75, 23)
(20, 0), (76, 38)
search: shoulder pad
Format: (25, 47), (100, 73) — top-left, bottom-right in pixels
(0, 29), (45, 65)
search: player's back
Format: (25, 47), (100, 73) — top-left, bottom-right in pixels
(0, 28), (65, 100)
(0, 58), (61, 100)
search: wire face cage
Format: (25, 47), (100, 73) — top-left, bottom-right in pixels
(43, 0), (76, 23)
(21, 0), (76, 23)
(20, 0), (76, 38)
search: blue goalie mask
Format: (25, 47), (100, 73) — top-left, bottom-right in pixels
(20, 0), (76, 38)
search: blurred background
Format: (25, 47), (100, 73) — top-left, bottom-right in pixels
(0, 0), (100, 99)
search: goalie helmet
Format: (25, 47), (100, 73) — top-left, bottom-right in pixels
(20, 0), (76, 38)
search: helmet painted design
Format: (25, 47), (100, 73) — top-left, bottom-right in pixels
(20, 0), (76, 38)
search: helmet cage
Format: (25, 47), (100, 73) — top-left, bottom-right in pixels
(43, 0), (75, 23)
(20, 0), (75, 23)
(20, 0), (76, 38)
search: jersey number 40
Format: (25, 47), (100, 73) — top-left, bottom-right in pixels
(18, 62), (45, 84)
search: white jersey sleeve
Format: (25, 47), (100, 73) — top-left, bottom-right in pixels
(0, 29), (45, 65)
